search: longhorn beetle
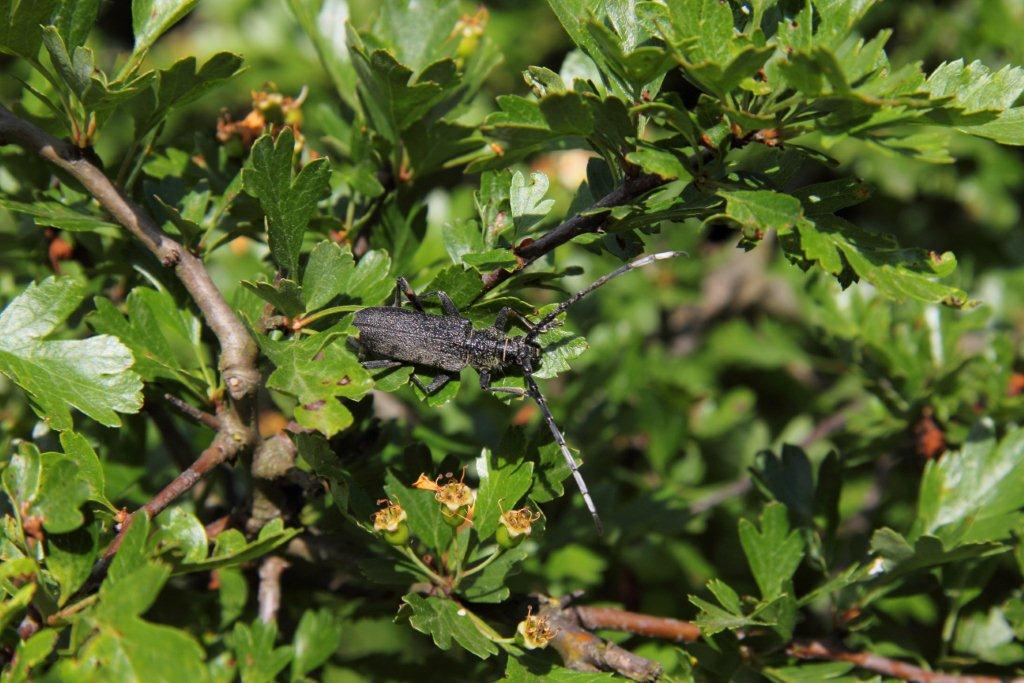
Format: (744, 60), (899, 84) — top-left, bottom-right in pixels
(353, 251), (685, 533)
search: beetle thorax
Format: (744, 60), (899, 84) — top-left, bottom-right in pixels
(466, 330), (538, 373)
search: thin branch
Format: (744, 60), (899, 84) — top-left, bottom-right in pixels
(572, 605), (700, 643)
(0, 105), (260, 400)
(164, 393), (221, 430)
(258, 556), (290, 624)
(101, 409), (252, 561)
(789, 639), (1024, 683)
(478, 172), (665, 295)
(539, 599), (663, 682)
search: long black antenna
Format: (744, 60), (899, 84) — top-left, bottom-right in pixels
(523, 370), (603, 534)
(527, 250), (687, 343)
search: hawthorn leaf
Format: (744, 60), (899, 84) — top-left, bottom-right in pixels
(46, 524), (100, 605)
(0, 0), (58, 60)
(59, 430), (106, 504)
(3, 629), (59, 682)
(132, 53), (244, 136)
(291, 609), (343, 680)
(260, 332), (373, 437)
(175, 519), (301, 573)
(2, 443), (90, 533)
(230, 620), (293, 683)
(510, 171), (555, 236)
(131, 0), (199, 57)
(715, 190), (804, 236)
(0, 197), (119, 234)
(738, 503), (805, 600)
(916, 421), (1024, 546)
(460, 547), (528, 603)
(384, 470), (449, 555)
(503, 657), (617, 681)
(870, 528), (1007, 585)
(51, 0), (100, 50)
(241, 279), (305, 318)
(0, 277), (143, 430)
(400, 594), (499, 659)
(474, 451), (535, 540)
(243, 128), (332, 275)
(302, 240), (355, 312)
(155, 508), (209, 564)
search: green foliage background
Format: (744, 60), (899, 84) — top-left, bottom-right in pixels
(3, 0), (1024, 680)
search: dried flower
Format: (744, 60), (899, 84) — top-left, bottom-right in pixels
(516, 607), (556, 650)
(496, 507), (541, 548)
(373, 499), (409, 546)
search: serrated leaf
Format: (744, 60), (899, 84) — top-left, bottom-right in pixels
(260, 332), (373, 437)
(0, 0), (58, 60)
(230, 620), (294, 683)
(473, 451), (534, 540)
(46, 523), (99, 605)
(0, 277), (143, 429)
(174, 519), (299, 574)
(0, 197), (119, 234)
(460, 546), (528, 603)
(916, 420), (1024, 546)
(302, 241), (355, 312)
(242, 279), (305, 318)
(869, 528), (1007, 584)
(384, 470), (450, 555)
(132, 53), (244, 137)
(59, 430), (106, 504)
(503, 657), (618, 682)
(243, 128), (331, 275)
(716, 189), (804, 236)
(2, 443), (90, 533)
(738, 503), (805, 600)
(291, 608), (342, 680)
(400, 594), (499, 659)
(155, 508), (209, 564)
(131, 0), (199, 56)
(51, 0), (100, 50)
(510, 171), (555, 237)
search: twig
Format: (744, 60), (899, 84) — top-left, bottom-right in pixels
(572, 605), (700, 643)
(164, 393), (221, 430)
(789, 639), (1024, 683)
(258, 556), (290, 624)
(478, 173), (665, 295)
(0, 105), (260, 400)
(100, 408), (252, 561)
(538, 598), (663, 682)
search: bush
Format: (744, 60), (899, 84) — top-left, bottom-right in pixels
(2, 0), (1024, 680)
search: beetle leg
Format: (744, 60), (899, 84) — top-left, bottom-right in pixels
(395, 277), (426, 312)
(362, 359), (404, 370)
(494, 307), (534, 333)
(436, 291), (460, 316)
(480, 370), (527, 397)
(415, 372), (453, 395)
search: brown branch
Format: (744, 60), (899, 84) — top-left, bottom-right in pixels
(789, 639), (1024, 683)
(258, 556), (290, 623)
(164, 393), (221, 430)
(539, 599), (663, 682)
(0, 105), (260, 400)
(101, 408), (252, 561)
(572, 606), (700, 643)
(478, 172), (665, 294)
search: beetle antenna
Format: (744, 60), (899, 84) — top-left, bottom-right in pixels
(526, 250), (686, 342)
(523, 370), (603, 533)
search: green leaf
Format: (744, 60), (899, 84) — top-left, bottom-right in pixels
(51, 0), (100, 50)
(3, 628), (59, 682)
(302, 241), (355, 312)
(0, 197), (120, 234)
(0, 0), (58, 60)
(510, 171), (555, 237)
(0, 277), (143, 430)
(132, 53), (244, 136)
(176, 519), (301, 573)
(503, 657), (618, 682)
(131, 0), (199, 56)
(460, 547), (528, 603)
(916, 420), (1024, 546)
(242, 278), (305, 318)
(715, 190), (804, 236)
(400, 594), (499, 659)
(260, 332), (373, 437)
(443, 219), (485, 265)
(155, 508), (209, 564)
(473, 450), (535, 540)
(2, 443), (90, 533)
(59, 430), (106, 504)
(462, 249), (519, 272)
(285, 0), (359, 111)
(230, 620), (294, 683)
(339, 248), (394, 306)
(625, 146), (691, 181)
(384, 470), (450, 555)
(46, 524), (99, 605)
(243, 129), (332, 275)
(290, 608), (342, 680)
(791, 216), (974, 308)
(88, 286), (207, 394)
(738, 503), (805, 600)
(869, 528), (1007, 585)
